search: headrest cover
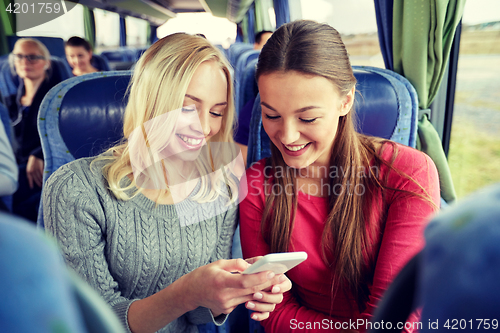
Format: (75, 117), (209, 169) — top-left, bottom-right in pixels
(419, 183), (500, 331)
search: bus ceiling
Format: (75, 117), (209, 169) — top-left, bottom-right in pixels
(70, 0), (255, 25)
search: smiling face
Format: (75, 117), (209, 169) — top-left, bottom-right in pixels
(12, 41), (48, 81)
(165, 60), (228, 162)
(65, 45), (93, 71)
(258, 70), (355, 170)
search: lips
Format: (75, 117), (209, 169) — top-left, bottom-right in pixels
(176, 134), (204, 149)
(281, 142), (311, 156)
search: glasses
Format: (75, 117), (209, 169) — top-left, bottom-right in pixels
(12, 53), (45, 63)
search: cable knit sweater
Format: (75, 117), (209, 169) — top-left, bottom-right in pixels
(44, 157), (237, 333)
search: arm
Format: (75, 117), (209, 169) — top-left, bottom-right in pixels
(45, 166), (285, 333)
(0, 122), (18, 196)
(358, 151), (440, 332)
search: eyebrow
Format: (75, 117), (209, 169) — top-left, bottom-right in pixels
(261, 101), (320, 113)
(185, 94), (227, 107)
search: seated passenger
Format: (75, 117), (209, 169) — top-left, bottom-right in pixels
(44, 33), (291, 333)
(253, 31), (273, 50)
(7, 38), (62, 222)
(239, 20), (440, 333)
(65, 36), (98, 76)
(0, 120), (18, 211)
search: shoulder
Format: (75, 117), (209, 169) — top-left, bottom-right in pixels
(45, 157), (107, 196)
(378, 141), (440, 203)
(379, 142), (437, 176)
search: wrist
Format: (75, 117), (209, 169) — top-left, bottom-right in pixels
(173, 272), (198, 312)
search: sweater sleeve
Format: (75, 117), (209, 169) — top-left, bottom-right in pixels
(240, 151), (440, 333)
(186, 205), (237, 326)
(43, 165), (137, 332)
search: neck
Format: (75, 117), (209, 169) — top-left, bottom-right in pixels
(23, 77), (44, 98)
(73, 65), (96, 75)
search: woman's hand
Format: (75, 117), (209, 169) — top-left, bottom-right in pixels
(179, 258), (285, 317)
(26, 155), (44, 188)
(246, 272), (292, 321)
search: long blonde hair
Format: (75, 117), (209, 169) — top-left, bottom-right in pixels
(93, 33), (236, 202)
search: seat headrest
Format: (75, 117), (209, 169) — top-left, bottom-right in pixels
(7, 36), (66, 59)
(58, 74), (130, 159)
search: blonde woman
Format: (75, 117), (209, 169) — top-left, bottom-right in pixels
(7, 38), (61, 222)
(44, 33), (290, 333)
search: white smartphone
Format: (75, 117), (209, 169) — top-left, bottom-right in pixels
(242, 252), (308, 275)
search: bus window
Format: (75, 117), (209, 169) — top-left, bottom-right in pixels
(157, 13), (236, 48)
(298, 0), (383, 68)
(16, 3), (84, 40)
(448, 1), (500, 198)
(126, 16), (148, 48)
(94, 8), (120, 53)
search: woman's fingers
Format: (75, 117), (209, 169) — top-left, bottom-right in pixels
(249, 310), (270, 321)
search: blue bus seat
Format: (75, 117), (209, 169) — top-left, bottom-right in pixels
(100, 49), (136, 70)
(91, 54), (111, 72)
(227, 43), (254, 67)
(7, 36), (67, 59)
(37, 71), (130, 227)
(0, 211), (124, 332)
(240, 57), (259, 114)
(234, 50), (260, 115)
(0, 56), (72, 106)
(247, 66), (419, 167)
(371, 183), (500, 332)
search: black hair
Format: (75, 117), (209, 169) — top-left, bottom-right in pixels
(65, 36), (92, 52)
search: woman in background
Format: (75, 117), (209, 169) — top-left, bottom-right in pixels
(7, 38), (61, 222)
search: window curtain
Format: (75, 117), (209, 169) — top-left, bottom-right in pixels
(148, 24), (158, 45)
(273, 0), (290, 29)
(83, 7), (96, 51)
(246, 4), (256, 44)
(0, 0), (16, 55)
(119, 16), (126, 47)
(374, 0), (465, 203)
(254, 0), (274, 32)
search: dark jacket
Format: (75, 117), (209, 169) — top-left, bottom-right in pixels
(6, 74), (60, 164)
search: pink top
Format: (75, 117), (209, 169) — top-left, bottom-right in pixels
(239, 143), (440, 332)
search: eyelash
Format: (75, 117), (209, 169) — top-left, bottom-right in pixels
(182, 107), (223, 117)
(264, 114), (317, 123)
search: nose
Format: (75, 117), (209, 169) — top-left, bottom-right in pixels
(192, 109), (211, 137)
(280, 119), (300, 145)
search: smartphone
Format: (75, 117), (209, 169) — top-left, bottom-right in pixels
(242, 252), (308, 275)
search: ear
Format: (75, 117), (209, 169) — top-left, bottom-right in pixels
(340, 86), (355, 116)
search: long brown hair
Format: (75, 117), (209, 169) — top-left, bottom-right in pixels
(256, 20), (435, 312)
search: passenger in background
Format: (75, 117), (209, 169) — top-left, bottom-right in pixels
(44, 33), (290, 333)
(253, 31), (273, 50)
(7, 38), (61, 222)
(65, 36), (98, 76)
(0, 120), (18, 211)
(240, 20), (440, 333)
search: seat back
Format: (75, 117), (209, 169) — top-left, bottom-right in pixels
(0, 102), (14, 211)
(91, 54), (111, 72)
(0, 211), (125, 332)
(228, 43), (254, 67)
(247, 66), (419, 167)
(240, 58), (259, 114)
(234, 50), (260, 114)
(37, 71), (131, 226)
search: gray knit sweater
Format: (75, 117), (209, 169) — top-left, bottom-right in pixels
(44, 157), (237, 333)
